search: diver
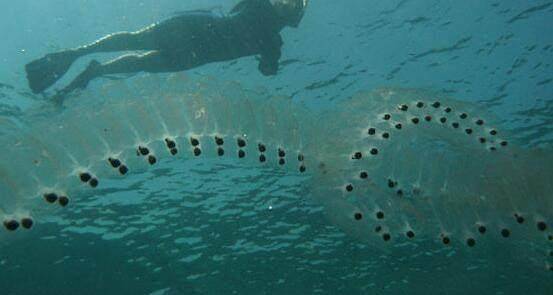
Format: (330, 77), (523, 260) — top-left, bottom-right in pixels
(24, 0), (308, 99)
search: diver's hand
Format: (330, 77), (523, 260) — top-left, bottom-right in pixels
(258, 59), (278, 76)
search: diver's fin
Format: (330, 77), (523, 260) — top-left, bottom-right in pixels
(24, 50), (80, 94)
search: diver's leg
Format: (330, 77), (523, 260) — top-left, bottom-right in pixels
(57, 51), (177, 98)
(73, 26), (159, 55)
(25, 26), (159, 94)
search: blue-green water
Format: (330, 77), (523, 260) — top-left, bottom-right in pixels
(1, 1), (552, 294)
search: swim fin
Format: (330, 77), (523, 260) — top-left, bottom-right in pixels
(24, 50), (80, 94)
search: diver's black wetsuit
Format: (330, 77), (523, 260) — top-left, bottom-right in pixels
(136, 0), (284, 75)
(25, 0), (288, 96)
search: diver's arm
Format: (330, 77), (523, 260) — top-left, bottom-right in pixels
(258, 34), (283, 76)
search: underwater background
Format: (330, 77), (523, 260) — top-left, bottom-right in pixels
(0, 0), (552, 294)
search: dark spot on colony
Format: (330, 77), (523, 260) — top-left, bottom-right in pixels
(395, 123), (402, 130)
(475, 119), (484, 126)
(416, 102), (424, 108)
(376, 211), (384, 219)
(489, 147), (497, 152)
(352, 152), (362, 160)
(360, 171), (368, 179)
(368, 128), (376, 135)
(3, 219), (19, 231)
(452, 122), (459, 129)
(237, 138), (247, 148)
(383, 114), (391, 120)
(490, 130), (497, 136)
(370, 148), (379, 155)
(399, 104), (408, 111)
(299, 165), (306, 173)
(467, 238), (476, 247)
(79, 172), (92, 183)
(500, 141), (508, 147)
(432, 101), (441, 108)
(354, 212), (363, 220)
(21, 218), (33, 229)
(460, 113), (468, 119)
(465, 128), (473, 135)
(217, 147), (225, 156)
(259, 154), (266, 162)
(165, 138), (176, 149)
(382, 233), (391, 241)
(440, 117), (447, 123)
(442, 236), (451, 245)
(238, 150), (246, 158)
(279, 158), (285, 165)
(170, 148), (178, 155)
(258, 143), (266, 153)
(345, 184), (354, 192)
(193, 147), (202, 156)
(388, 179), (396, 188)
(108, 158), (121, 168)
(190, 138), (200, 146)
(501, 228), (510, 238)
(479, 137), (486, 143)
(515, 214), (525, 224)
(44, 193), (58, 203)
(444, 107), (452, 113)
(89, 178), (99, 188)
(119, 165), (129, 175)
(411, 117), (420, 124)
(278, 149), (286, 158)
(537, 221), (547, 231)
(58, 196), (69, 207)
(148, 155), (157, 165)
(396, 189), (404, 196)
(382, 132), (390, 139)
(406, 230), (415, 239)
(215, 136), (224, 146)
(375, 225), (382, 233)
(425, 115), (432, 122)
(298, 154), (305, 162)
(138, 146), (150, 156)
(478, 225), (487, 234)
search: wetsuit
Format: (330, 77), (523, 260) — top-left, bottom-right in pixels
(25, 0), (288, 96)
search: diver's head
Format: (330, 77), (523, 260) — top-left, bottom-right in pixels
(271, 0), (309, 28)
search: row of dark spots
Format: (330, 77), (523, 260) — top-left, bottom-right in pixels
(189, 138), (202, 156)
(351, 148), (378, 160)
(43, 192), (69, 207)
(79, 172), (99, 188)
(137, 146), (157, 165)
(108, 157), (129, 175)
(368, 127), (390, 139)
(3, 217), (33, 231)
(165, 138), (178, 155)
(387, 178), (404, 197)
